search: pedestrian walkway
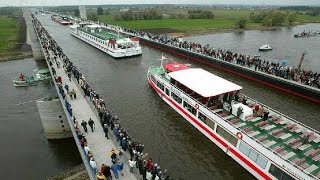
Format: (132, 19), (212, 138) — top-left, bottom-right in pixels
(50, 53), (137, 180)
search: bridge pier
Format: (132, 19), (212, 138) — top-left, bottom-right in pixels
(36, 97), (72, 139)
(23, 8), (44, 60)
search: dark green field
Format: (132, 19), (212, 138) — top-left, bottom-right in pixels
(0, 16), (18, 57)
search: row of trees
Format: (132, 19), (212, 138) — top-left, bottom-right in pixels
(250, 11), (298, 26)
(187, 10), (215, 19)
(114, 9), (162, 21)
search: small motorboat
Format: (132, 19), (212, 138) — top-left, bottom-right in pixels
(12, 68), (51, 87)
(259, 44), (273, 51)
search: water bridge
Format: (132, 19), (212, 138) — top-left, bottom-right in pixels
(29, 13), (138, 180)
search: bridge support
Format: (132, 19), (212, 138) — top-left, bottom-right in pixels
(36, 98), (72, 139)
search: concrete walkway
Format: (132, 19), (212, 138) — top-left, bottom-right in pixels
(50, 53), (137, 180)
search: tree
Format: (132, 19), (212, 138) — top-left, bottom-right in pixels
(97, 7), (104, 15)
(74, 8), (80, 17)
(235, 17), (247, 29)
(288, 13), (298, 25)
(261, 17), (273, 26)
(270, 11), (286, 26)
(87, 12), (98, 21)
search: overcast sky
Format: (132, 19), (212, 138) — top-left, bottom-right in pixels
(1, 0), (320, 7)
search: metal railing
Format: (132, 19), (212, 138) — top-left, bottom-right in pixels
(31, 14), (97, 180)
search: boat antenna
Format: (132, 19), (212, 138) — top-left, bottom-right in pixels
(160, 53), (167, 68)
(117, 25), (120, 40)
(297, 51), (306, 72)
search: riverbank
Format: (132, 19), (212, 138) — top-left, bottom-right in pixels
(0, 52), (33, 62)
(112, 21), (319, 38)
(98, 9), (320, 37)
(0, 13), (32, 59)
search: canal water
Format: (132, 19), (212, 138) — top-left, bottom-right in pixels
(184, 23), (320, 72)
(1, 14), (318, 180)
(0, 58), (82, 179)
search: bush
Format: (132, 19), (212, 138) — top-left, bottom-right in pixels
(235, 17), (247, 29)
(87, 12), (98, 21)
(114, 9), (162, 21)
(188, 10), (214, 19)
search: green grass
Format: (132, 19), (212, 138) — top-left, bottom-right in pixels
(0, 16), (18, 56)
(97, 9), (320, 35)
(99, 16), (236, 31)
(297, 14), (320, 23)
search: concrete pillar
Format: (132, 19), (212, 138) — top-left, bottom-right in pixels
(36, 98), (73, 139)
(23, 8), (45, 61)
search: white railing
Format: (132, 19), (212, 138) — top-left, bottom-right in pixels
(154, 71), (317, 179)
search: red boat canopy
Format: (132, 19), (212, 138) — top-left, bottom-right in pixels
(164, 62), (190, 72)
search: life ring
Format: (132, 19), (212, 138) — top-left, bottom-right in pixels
(195, 103), (199, 109)
(236, 132), (243, 139)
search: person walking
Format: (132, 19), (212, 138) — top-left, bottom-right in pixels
(117, 160), (124, 176)
(111, 162), (119, 179)
(101, 164), (112, 180)
(129, 158), (136, 173)
(81, 120), (88, 133)
(110, 149), (117, 164)
(64, 83), (69, 93)
(96, 172), (105, 180)
(88, 118), (95, 132)
(90, 157), (97, 173)
(103, 124), (109, 139)
(71, 89), (77, 99)
(67, 72), (72, 81)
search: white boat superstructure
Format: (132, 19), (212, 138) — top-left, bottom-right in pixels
(147, 60), (320, 180)
(69, 23), (142, 58)
(259, 44), (273, 51)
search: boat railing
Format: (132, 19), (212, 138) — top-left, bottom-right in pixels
(156, 73), (317, 178)
(244, 96), (320, 135)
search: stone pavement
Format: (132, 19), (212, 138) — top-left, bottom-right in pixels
(50, 52), (137, 180)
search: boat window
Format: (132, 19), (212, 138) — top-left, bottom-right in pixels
(171, 92), (182, 104)
(198, 112), (207, 123)
(150, 75), (155, 83)
(216, 126), (237, 146)
(239, 142), (268, 169)
(239, 142), (250, 156)
(206, 119), (215, 130)
(256, 155), (268, 170)
(165, 88), (170, 96)
(183, 101), (196, 116)
(156, 81), (164, 91)
(280, 172), (295, 180)
(269, 164), (294, 180)
(248, 149), (258, 162)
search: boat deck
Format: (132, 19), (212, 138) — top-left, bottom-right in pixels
(79, 27), (124, 40)
(149, 66), (320, 178)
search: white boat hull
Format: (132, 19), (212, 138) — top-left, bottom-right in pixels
(70, 31), (142, 58)
(147, 75), (272, 180)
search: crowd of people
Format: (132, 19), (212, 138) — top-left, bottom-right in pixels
(103, 23), (320, 89)
(32, 14), (172, 180)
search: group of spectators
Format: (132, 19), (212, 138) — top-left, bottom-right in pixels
(103, 23), (320, 89)
(32, 14), (172, 180)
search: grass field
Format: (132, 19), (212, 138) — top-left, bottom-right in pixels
(98, 9), (320, 35)
(0, 16), (18, 56)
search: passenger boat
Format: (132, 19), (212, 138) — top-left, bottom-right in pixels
(147, 57), (320, 180)
(294, 31), (319, 38)
(13, 68), (51, 87)
(69, 23), (142, 58)
(259, 44), (273, 51)
(51, 14), (73, 25)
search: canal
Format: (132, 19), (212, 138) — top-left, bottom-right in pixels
(1, 14), (318, 180)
